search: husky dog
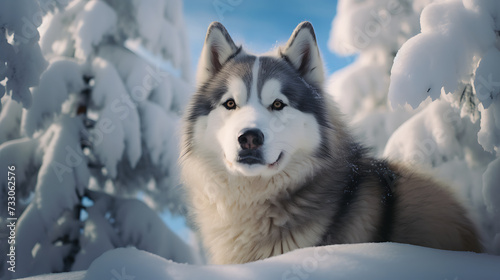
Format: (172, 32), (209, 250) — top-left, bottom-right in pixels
(180, 21), (482, 264)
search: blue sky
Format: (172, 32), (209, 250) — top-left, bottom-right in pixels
(182, 0), (354, 79)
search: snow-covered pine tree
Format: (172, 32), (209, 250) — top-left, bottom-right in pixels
(386, 0), (500, 254)
(1, 0), (48, 277)
(0, 0), (198, 278)
(329, 0), (499, 255)
(328, 0), (428, 154)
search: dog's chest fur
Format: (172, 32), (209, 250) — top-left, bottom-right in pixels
(197, 193), (325, 264)
(183, 150), (387, 264)
(184, 156), (335, 264)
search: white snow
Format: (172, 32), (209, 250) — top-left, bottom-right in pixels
(0, 96), (23, 142)
(384, 100), (470, 168)
(73, 0), (117, 60)
(0, 137), (39, 193)
(327, 0), (425, 155)
(328, 55), (390, 118)
(329, 0), (422, 56)
(35, 116), (90, 223)
(1, 116), (92, 278)
(327, 56), (415, 154)
(18, 271), (86, 280)
(133, 0), (187, 69)
(389, 0), (495, 108)
(388, 0), (500, 153)
(482, 158), (500, 216)
(38, 0), (87, 57)
(21, 58), (84, 136)
(134, 0), (166, 53)
(139, 100), (179, 168)
(18, 243), (500, 280)
(0, 0), (48, 108)
(66, 191), (200, 272)
(90, 57), (142, 175)
(474, 48), (500, 109)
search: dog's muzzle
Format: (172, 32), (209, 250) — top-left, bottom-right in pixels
(237, 129), (265, 165)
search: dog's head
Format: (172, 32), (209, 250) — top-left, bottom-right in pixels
(183, 22), (329, 177)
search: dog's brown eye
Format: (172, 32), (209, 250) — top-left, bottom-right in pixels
(271, 99), (286, 111)
(223, 99), (237, 110)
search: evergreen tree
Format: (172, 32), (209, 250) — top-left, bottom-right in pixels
(0, 0), (197, 278)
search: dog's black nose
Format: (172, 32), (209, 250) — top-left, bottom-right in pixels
(238, 129), (264, 150)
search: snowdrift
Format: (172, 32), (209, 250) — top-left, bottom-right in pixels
(19, 243), (500, 280)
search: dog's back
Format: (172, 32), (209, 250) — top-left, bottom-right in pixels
(387, 163), (482, 252)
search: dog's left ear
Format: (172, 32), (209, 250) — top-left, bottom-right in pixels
(280, 22), (325, 87)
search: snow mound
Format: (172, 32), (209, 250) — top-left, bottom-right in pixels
(384, 100), (468, 167)
(20, 243), (500, 280)
(73, 0), (117, 60)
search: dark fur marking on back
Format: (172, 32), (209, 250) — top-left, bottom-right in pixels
(318, 144), (398, 245)
(370, 159), (398, 242)
(319, 143), (366, 245)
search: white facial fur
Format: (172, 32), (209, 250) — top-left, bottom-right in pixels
(193, 58), (321, 177)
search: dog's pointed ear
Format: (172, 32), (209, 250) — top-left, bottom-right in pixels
(197, 22), (240, 85)
(280, 22), (325, 87)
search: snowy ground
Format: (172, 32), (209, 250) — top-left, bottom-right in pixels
(18, 243), (500, 280)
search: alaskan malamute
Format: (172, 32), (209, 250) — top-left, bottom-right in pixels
(180, 21), (482, 264)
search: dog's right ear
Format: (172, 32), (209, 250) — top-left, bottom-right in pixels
(196, 22), (240, 85)
(280, 22), (325, 88)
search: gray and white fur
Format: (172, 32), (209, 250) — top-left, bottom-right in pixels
(180, 21), (482, 264)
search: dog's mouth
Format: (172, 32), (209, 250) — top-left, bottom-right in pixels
(268, 152), (283, 168)
(232, 151), (283, 168)
(224, 151), (284, 176)
(237, 150), (265, 165)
